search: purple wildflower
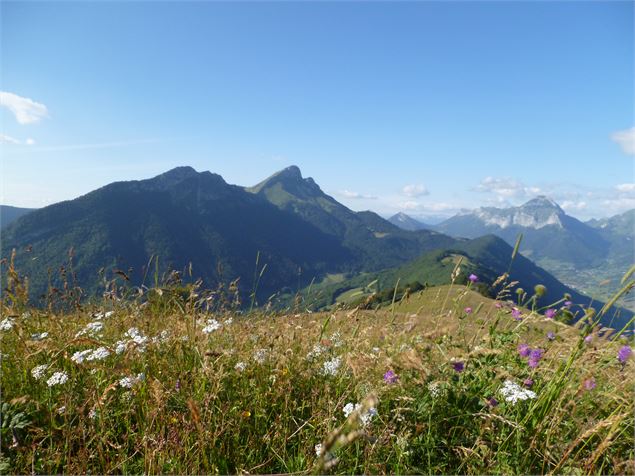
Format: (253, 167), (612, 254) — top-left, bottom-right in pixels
(545, 309), (556, 319)
(584, 377), (596, 391)
(383, 370), (398, 384)
(547, 332), (556, 341)
(511, 308), (522, 321)
(451, 361), (465, 373)
(517, 343), (531, 358)
(584, 335), (593, 345)
(564, 301), (573, 309)
(618, 345), (632, 364)
(464, 307), (473, 315)
(494, 302), (503, 309)
(528, 348), (544, 368)
(486, 397), (499, 407)
(523, 378), (534, 388)
(175, 379), (181, 392)
(468, 274), (478, 283)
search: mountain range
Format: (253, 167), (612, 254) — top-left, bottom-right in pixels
(390, 200), (633, 307)
(1, 166), (631, 329)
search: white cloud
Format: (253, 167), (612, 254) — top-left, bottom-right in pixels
(338, 189), (377, 200)
(402, 184), (429, 197)
(0, 91), (49, 124)
(398, 200), (456, 212)
(615, 183), (635, 193)
(611, 127), (635, 156)
(475, 176), (541, 201)
(0, 133), (35, 145)
(560, 200), (587, 211)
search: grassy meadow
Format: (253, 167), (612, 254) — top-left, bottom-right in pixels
(1, 265), (634, 475)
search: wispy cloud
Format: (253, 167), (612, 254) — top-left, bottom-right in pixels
(611, 127), (635, 156)
(0, 91), (48, 124)
(475, 176), (542, 204)
(615, 183), (635, 193)
(0, 133), (35, 145)
(402, 184), (429, 197)
(338, 189), (377, 200)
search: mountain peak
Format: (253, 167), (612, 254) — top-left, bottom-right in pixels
(247, 165), (325, 199)
(521, 195), (562, 211)
(276, 165), (303, 180)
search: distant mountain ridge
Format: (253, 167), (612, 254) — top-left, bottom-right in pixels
(1, 166), (454, 302)
(388, 212), (430, 231)
(434, 196), (610, 266)
(0, 205), (35, 229)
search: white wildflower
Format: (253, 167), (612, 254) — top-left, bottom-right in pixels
(21, 311), (31, 320)
(47, 371), (69, 387)
(0, 318), (14, 331)
(427, 382), (443, 398)
(31, 332), (49, 341)
(202, 319), (221, 334)
(87, 346), (110, 361)
(119, 373), (144, 389)
(322, 356), (342, 377)
(88, 408), (98, 419)
(75, 321), (104, 337)
(57, 405), (66, 415)
(342, 402), (377, 426)
(330, 332), (343, 348)
(315, 443), (323, 456)
(31, 364), (49, 380)
(114, 340), (127, 354)
(93, 310), (114, 320)
(152, 330), (170, 344)
(125, 327), (148, 348)
(306, 344), (325, 361)
(499, 380), (537, 404)
(225, 317), (233, 325)
(71, 349), (94, 364)
(235, 361), (247, 372)
(253, 349), (268, 364)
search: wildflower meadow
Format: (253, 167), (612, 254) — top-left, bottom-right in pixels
(1, 262), (634, 475)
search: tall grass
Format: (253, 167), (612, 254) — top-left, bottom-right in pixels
(1, 265), (633, 474)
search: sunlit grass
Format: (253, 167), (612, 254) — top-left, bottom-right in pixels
(2, 275), (633, 474)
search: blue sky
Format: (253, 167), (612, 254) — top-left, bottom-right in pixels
(1, 1), (633, 220)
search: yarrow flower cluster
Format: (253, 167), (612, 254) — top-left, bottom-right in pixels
(253, 349), (268, 364)
(31, 364), (49, 380)
(202, 319), (221, 334)
(306, 343), (326, 361)
(322, 356), (342, 376)
(342, 402), (377, 426)
(71, 346), (111, 364)
(0, 318), (15, 331)
(92, 310), (114, 320)
(499, 380), (537, 404)
(113, 328), (150, 354)
(47, 371), (69, 387)
(119, 373), (145, 388)
(75, 321), (105, 338)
